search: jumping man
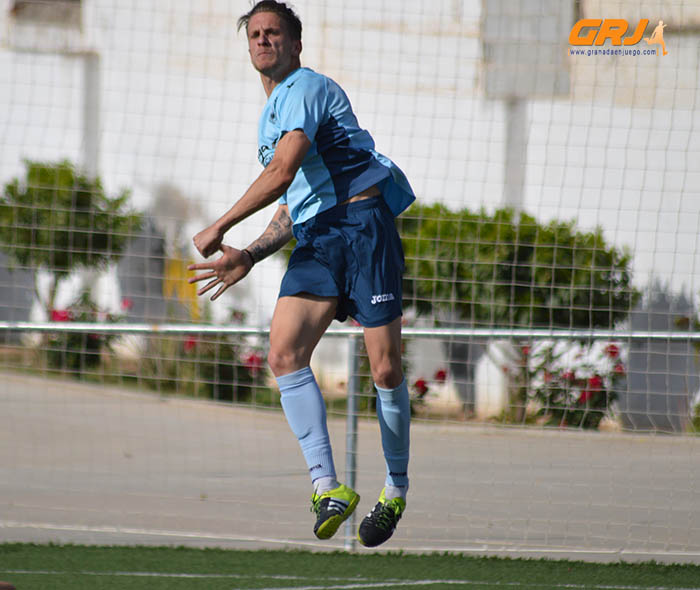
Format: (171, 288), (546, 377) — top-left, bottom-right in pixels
(188, 0), (415, 547)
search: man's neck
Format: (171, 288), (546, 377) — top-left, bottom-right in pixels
(260, 61), (301, 97)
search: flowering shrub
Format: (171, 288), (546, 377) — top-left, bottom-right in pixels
(524, 340), (626, 429)
(46, 291), (119, 375)
(180, 337), (267, 402)
(141, 310), (270, 404)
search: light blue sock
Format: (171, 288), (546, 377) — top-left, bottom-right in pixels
(277, 367), (337, 486)
(375, 379), (410, 491)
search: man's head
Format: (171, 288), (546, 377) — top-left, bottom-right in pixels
(237, 1), (302, 42)
(238, 1), (303, 81)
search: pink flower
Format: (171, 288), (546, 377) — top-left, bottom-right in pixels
(50, 309), (72, 322)
(120, 297), (134, 311)
(183, 336), (197, 353)
(521, 345), (530, 357)
(561, 370), (576, 382)
(588, 375), (603, 391)
(244, 351), (265, 376)
(604, 343), (620, 359)
(614, 362), (626, 376)
(433, 368), (447, 383)
(578, 390), (594, 405)
(543, 370), (553, 383)
(413, 378), (429, 397)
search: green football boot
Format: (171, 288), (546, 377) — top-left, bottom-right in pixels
(311, 483), (360, 540)
(357, 488), (406, 547)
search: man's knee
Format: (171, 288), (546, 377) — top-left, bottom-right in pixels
(371, 359), (403, 390)
(364, 317), (404, 389)
(268, 347), (305, 377)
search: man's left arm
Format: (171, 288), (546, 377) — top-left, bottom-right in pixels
(187, 204), (293, 301)
(193, 129), (311, 258)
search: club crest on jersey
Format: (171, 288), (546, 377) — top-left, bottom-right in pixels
(258, 145), (273, 166)
(371, 293), (395, 305)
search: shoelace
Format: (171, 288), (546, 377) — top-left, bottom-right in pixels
(370, 502), (397, 530)
(310, 496), (321, 515)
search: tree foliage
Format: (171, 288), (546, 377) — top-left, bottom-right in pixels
(398, 204), (639, 329)
(0, 159), (142, 311)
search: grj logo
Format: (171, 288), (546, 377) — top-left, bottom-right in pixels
(569, 19), (668, 55)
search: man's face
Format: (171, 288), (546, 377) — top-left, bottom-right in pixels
(247, 11), (301, 78)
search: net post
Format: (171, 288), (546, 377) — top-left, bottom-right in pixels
(344, 333), (360, 551)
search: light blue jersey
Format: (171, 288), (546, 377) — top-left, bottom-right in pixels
(257, 67), (415, 224)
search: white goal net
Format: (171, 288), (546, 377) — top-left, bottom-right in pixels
(1, 0), (700, 561)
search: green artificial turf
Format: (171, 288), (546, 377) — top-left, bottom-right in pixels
(2, 543), (700, 590)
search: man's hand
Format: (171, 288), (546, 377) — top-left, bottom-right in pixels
(188, 244), (254, 301)
(192, 224), (225, 258)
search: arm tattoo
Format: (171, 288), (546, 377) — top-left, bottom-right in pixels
(247, 208), (293, 263)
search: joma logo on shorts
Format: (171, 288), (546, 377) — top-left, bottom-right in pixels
(371, 293), (395, 305)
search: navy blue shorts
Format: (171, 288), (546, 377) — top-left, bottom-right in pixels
(279, 196), (404, 328)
